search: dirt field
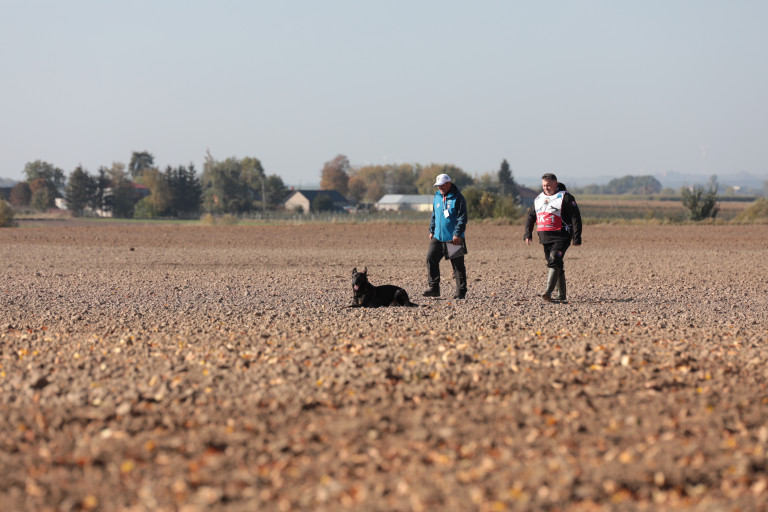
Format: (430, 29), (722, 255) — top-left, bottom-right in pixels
(2, 221), (767, 511)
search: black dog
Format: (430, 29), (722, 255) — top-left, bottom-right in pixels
(349, 267), (418, 308)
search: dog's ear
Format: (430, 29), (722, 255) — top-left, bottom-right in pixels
(352, 267), (357, 275)
(363, 266), (368, 275)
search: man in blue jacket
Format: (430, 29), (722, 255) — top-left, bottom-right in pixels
(424, 173), (468, 299)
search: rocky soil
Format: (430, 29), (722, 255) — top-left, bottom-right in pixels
(1, 221), (767, 511)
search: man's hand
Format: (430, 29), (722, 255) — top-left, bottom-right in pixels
(525, 238), (531, 246)
(429, 233), (434, 240)
(452, 235), (461, 245)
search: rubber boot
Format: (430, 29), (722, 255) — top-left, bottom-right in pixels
(541, 268), (559, 302)
(553, 270), (567, 303)
(422, 286), (440, 297)
(453, 270), (467, 299)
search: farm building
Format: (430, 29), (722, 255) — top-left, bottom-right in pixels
(284, 189), (349, 213)
(517, 186), (538, 208)
(375, 194), (433, 212)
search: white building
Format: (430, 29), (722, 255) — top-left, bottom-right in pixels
(375, 194), (434, 212)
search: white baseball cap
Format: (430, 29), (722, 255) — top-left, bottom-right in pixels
(433, 173), (451, 186)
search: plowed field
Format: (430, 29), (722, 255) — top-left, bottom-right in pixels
(2, 222), (767, 511)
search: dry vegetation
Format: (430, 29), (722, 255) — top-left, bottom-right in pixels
(1, 221), (767, 511)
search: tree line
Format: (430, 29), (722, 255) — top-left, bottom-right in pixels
(3, 150), (727, 222)
(571, 175), (664, 195)
(319, 155), (522, 219)
(6, 151), (290, 218)
(5, 152), (525, 220)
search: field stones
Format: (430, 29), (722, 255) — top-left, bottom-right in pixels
(1, 222), (767, 511)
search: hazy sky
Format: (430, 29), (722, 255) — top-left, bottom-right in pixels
(2, 1), (766, 186)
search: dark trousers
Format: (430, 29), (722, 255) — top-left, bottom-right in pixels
(426, 238), (467, 292)
(542, 240), (571, 269)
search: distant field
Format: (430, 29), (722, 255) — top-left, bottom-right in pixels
(576, 196), (753, 221)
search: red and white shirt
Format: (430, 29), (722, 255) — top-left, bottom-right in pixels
(534, 191), (566, 231)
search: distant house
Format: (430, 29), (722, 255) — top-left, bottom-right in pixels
(89, 183), (151, 217)
(284, 189), (349, 213)
(517, 186), (538, 208)
(375, 194), (434, 212)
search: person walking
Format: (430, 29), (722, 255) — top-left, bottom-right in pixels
(524, 173), (582, 303)
(423, 173), (468, 299)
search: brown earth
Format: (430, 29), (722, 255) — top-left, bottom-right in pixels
(1, 222), (767, 511)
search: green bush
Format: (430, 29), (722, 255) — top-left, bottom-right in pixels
(464, 186), (521, 220)
(681, 178), (719, 221)
(0, 200), (16, 227)
(200, 213), (215, 225)
(133, 197), (156, 219)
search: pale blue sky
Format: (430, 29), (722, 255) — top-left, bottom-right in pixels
(1, 0), (766, 187)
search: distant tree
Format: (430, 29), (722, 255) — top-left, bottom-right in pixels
(23, 160), (65, 194)
(659, 187), (677, 196)
(137, 168), (172, 217)
(365, 180), (386, 203)
(320, 154), (351, 196)
(347, 175), (367, 203)
(29, 178), (57, 210)
(164, 164), (202, 216)
(201, 153), (264, 213)
(604, 175), (662, 195)
(474, 172), (497, 192)
(93, 167), (111, 213)
(107, 162), (136, 218)
(682, 175), (720, 221)
(262, 174), (287, 209)
(10, 182), (31, 207)
(353, 165), (389, 202)
(462, 187), (484, 219)
(464, 185), (520, 220)
(66, 166), (96, 216)
(129, 151), (155, 179)
(241, 157), (266, 192)
(311, 193), (335, 212)
(497, 159), (519, 198)
(494, 194), (522, 219)
(416, 164), (473, 194)
(0, 200), (15, 227)
(387, 164), (418, 194)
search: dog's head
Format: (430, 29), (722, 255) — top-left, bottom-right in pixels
(352, 267), (369, 293)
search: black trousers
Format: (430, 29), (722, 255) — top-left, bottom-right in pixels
(542, 240), (571, 269)
(426, 238), (467, 292)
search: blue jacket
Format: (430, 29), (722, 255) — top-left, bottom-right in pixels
(429, 184), (468, 242)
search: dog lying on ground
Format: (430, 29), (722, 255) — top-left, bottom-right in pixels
(348, 267), (418, 307)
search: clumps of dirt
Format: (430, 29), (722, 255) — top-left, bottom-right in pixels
(1, 222), (767, 511)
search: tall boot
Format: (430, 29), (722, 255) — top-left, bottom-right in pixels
(541, 268), (559, 302)
(453, 269), (467, 299)
(553, 270), (567, 302)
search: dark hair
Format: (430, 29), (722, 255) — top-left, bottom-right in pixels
(541, 173), (558, 182)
